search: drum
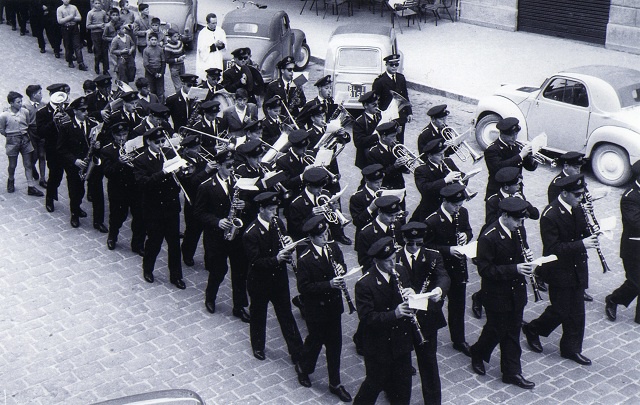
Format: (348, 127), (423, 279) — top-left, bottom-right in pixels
(211, 90), (235, 111)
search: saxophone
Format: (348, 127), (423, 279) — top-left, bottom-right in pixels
(79, 121), (103, 182)
(223, 184), (243, 241)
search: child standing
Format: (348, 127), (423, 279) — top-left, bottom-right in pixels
(143, 32), (166, 102)
(146, 17), (165, 47)
(164, 29), (186, 93)
(110, 23), (136, 83)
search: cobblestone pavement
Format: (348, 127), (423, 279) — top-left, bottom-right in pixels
(0, 21), (639, 405)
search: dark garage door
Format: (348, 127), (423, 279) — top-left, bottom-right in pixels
(518, 0), (611, 45)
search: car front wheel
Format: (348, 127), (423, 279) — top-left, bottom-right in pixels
(475, 113), (501, 150)
(294, 42), (310, 71)
(591, 143), (631, 186)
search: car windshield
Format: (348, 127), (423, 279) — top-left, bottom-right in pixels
(337, 48), (381, 69)
(617, 84), (640, 108)
(228, 22), (269, 37)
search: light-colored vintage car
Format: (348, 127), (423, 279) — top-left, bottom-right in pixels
(324, 24), (401, 110)
(220, 8), (310, 82)
(474, 65), (640, 186)
(143, 0), (199, 48)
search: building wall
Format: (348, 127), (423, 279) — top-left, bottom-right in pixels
(606, 0), (640, 54)
(458, 0), (518, 31)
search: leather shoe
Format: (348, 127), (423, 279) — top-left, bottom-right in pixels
(39, 179), (47, 188)
(471, 292), (482, 319)
(605, 295), (617, 321)
(295, 364), (312, 387)
(253, 349), (265, 360)
(232, 307), (251, 323)
(452, 342), (471, 357)
(143, 272), (154, 283)
(183, 257), (195, 267)
(522, 323), (543, 353)
(584, 291), (593, 302)
(471, 353), (485, 375)
(7, 179), (14, 193)
(329, 385), (352, 402)
(502, 374), (535, 389)
(78, 209), (87, 218)
(335, 235), (353, 246)
(70, 214), (80, 228)
(132, 247), (145, 257)
(45, 198), (55, 213)
(171, 279), (186, 290)
(94, 223), (108, 233)
(107, 239), (116, 250)
(561, 352), (591, 366)
(27, 186), (44, 197)
(205, 301), (216, 314)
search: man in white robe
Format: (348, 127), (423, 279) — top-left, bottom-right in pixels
(196, 13), (227, 80)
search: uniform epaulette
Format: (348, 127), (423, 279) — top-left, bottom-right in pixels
(624, 189), (634, 197)
(104, 142), (114, 149)
(486, 193), (498, 201)
(357, 272), (369, 281)
(542, 206), (553, 217)
(425, 212), (438, 221)
(361, 222), (373, 231)
(424, 247), (439, 254)
(483, 227), (497, 237)
(299, 249), (311, 259)
(245, 223), (256, 233)
(199, 177), (213, 186)
(291, 195), (303, 204)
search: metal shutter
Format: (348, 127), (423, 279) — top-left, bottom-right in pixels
(518, 0), (611, 45)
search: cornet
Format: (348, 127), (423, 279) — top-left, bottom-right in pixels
(316, 194), (351, 227)
(441, 126), (483, 163)
(392, 143), (424, 173)
(515, 141), (557, 166)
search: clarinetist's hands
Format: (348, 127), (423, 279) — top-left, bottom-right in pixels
(401, 287), (415, 299)
(457, 232), (468, 245)
(516, 262), (536, 276)
(450, 246), (465, 259)
(582, 234), (599, 249)
(395, 301), (413, 319)
(277, 249), (292, 263)
(75, 159), (87, 169)
(330, 275), (346, 289)
(429, 287), (443, 302)
(282, 235), (293, 246)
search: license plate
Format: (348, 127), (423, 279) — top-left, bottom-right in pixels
(348, 84), (365, 99)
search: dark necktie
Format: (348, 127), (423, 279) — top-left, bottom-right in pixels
(410, 254), (416, 268)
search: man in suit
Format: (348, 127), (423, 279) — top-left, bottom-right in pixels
(132, 127), (186, 290)
(194, 148), (250, 321)
(352, 91), (381, 170)
(411, 139), (464, 222)
(117, 91), (143, 132)
(484, 117), (537, 199)
(417, 104), (449, 154)
(190, 99), (222, 153)
(522, 174), (598, 366)
(243, 191), (304, 362)
(372, 54), (412, 144)
(606, 161), (640, 323)
(400, 222), (449, 405)
(223, 48), (256, 104)
(199, 67), (225, 101)
(353, 236), (415, 405)
(350, 164), (384, 234)
(367, 121), (409, 191)
(264, 56), (306, 117)
(261, 95), (286, 146)
(424, 184), (473, 357)
(219, 88), (258, 139)
(470, 198), (536, 389)
(294, 215), (352, 402)
(165, 73), (199, 131)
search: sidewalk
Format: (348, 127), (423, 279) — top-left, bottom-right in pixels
(196, 0), (640, 103)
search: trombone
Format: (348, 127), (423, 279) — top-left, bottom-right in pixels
(515, 141), (557, 166)
(441, 126), (483, 163)
(179, 126), (232, 147)
(392, 142), (424, 173)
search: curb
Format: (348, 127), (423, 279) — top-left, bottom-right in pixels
(309, 56), (479, 105)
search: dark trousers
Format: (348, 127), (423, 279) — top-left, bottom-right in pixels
(415, 331), (441, 405)
(45, 152), (65, 201)
(609, 257), (640, 322)
(181, 201), (203, 261)
(354, 353), (413, 405)
(90, 33), (109, 72)
(31, 16), (46, 50)
(528, 285), (585, 355)
(64, 166), (85, 215)
(248, 272), (303, 359)
(143, 209), (183, 281)
(203, 233), (248, 308)
(107, 193), (145, 251)
(6, 1), (27, 33)
(87, 168), (105, 225)
(61, 24), (84, 64)
(145, 72), (165, 102)
(471, 307), (524, 376)
(300, 316), (343, 386)
(116, 55), (136, 83)
(447, 280), (467, 345)
(44, 17), (62, 53)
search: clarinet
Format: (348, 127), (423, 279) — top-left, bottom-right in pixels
(391, 268), (427, 346)
(272, 216), (297, 273)
(515, 228), (542, 302)
(580, 200), (610, 273)
(326, 245), (356, 314)
(453, 212), (469, 282)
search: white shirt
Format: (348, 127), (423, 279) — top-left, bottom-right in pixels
(498, 217), (511, 238)
(559, 195), (573, 214)
(376, 265), (391, 283)
(235, 105), (247, 123)
(440, 204), (454, 223)
(217, 173), (230, 195)
(257, 215), (270, 230)
(375, 217), (388, 233)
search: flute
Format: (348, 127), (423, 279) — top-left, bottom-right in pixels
(515, 228), (542, 302)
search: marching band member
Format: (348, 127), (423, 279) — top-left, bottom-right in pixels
(606, 161), (640, 323)
(294, 215), (352, 402)
(276, 129), (313, 206)
(165, 73), (199, 131)
(242, 119), (263, 144)
(219, 88), (258, 139)
(424, 184), (473, 357)
(101, 120), (145, 253)
(243, 191), (304, 362)
(199, 67), (225, 101)
(352, 91), (381, 170)
(194, 148), (250, 321)
(132, 127), (186, 289)
(39, 85), (68, 213)
(235, 139), (266, 223)
(243, 47), (266, 101)
(417, 104), (449, 154)
(118, 91), (143, 132)
(353, 236), (415, 405)
(349, 164), (385, 233)
(261, 95), (286, 146)
(470, 197), (536, 389)
(367, 121), (409, 191)
(372, 53), (412, 144)
(400, 222), (449, 405)
(303, 75), (337, 123)
(132, 103), (173, 136)
(548, 151), (587, 204)
(223, 48), (256, 104)
(484, 117), (537, 198)
(191, 100), (222, 152)
(86, 74), (114, 115)
(264, 56), (306, 117)
(355, 195), (403, 271)
(411, 138), (464, 222)
(522, 174), (597, 366)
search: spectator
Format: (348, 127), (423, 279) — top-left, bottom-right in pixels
(135, 77), (160, 114)
(24, 85), (47, 188)
(164, 28), (186, 93)
(196, 13), (226, 80)
(143, 33), (166, 102)
(86, 0), (109, 75)
(146, 17), (165, 47)
(111, 22), (136, 83)
(133, 3), (151, 54)
(57, 0), (88, 71)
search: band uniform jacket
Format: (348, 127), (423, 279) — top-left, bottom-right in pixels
(56, 117), (98, 168)
(276, 149), (310, 199)
(537, 199), (590, 288)
(303, 96), (338, 124)
(36, 103), (61, 157)
(165, 91), (192, 131)
(180, 154), (212, 205)
(86, 91), (110, 116)
(119, 108), (143, 135)
(191, 116), (223, 152)
(349, 187), (376, 232)
(620, 181), (640, 287)
(424, 207), (473, 284)
(286, 189), (331, 241)
(223, 65), (255, 100)
(243, 216), (289, 287)
(484, 138), (537, 197)
(417, 123), (444, 154)
(263, 78), (307, 117)
(352, 111), (381, 169)
(367, 142), (409, 190)
(411, 157), (462, 222)
(101, 142), (138, 200)
(547, 170), (590, 205)
(199, 80), (226, 102)
(355, 219), (403, 270)
(133, 148), (182, 213)
(220, 103), (259, 138)
(355, 265), (414, 363)
(398, 247), (450, 330)
(476, 221), (528, 313)
(482, 190), (539, 235)
(132, 119), (174, 137)
(261, 114), (286, 146)
(372, 72), (412, 124)
(296, 242), (346, 321)
(194, 175), (242, 238)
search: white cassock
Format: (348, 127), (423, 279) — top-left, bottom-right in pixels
(196, 27), (228, 80)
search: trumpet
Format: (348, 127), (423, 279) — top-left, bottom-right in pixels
(257, 163), (293, 200)
(316, 194), (351, 226)
(514, 141), (557, 166)
(392, 142), (424, 173)
(119, 142), (144, 167)
(441, 126), (483, 163)
(516, 228), (543, 302)
(326, 244), (357, 314)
